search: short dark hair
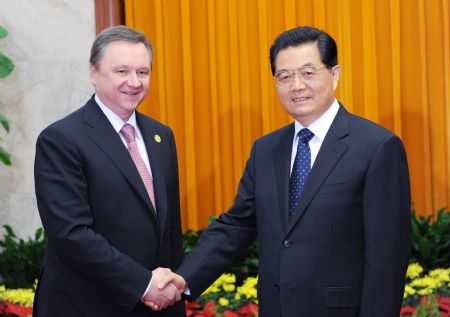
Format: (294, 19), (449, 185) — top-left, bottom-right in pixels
(90, 25), (153, 68)
(269, 26), (338, 75)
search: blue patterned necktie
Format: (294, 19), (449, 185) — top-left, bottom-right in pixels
(289, 128), (314, 221)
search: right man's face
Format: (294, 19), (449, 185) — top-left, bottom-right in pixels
(89, 41), (152, 121)
(274, 42), (340, 127)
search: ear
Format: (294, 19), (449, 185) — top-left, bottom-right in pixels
(89, 64), (97, 86)
(332, 65), (341, 90)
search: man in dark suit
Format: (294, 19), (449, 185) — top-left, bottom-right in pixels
(33, 25), (186, 316)
(156, 26), (411, 316)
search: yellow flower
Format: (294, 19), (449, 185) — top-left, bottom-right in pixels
(403, 285), (416, 298)
(223, 284), (235, 292)
(410, 277), (438, 289)
(237, 276), (258, 300)
(428, 269), (449, 284)
(218, 297), (229, 306)
(220, 273), (236, 285)
(0, 285), (35, 307)
(417, 288), (432, 296)
(406, 263), (423, 279)
(202, 285), (220, 296)
(202, 273), (237, 296)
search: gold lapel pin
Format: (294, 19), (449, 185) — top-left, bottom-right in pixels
(154, 134), (161, 143)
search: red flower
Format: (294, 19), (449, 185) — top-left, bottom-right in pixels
(223, 310), (239, 317)
(399, 305), (416, 317)
(237, 303), (259, 317)
(0, 301), (32, 317)
(185, 301), (203, 316)
(435, 295), (450, 317)
(193, 301), (217, 317)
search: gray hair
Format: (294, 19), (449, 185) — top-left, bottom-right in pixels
(89, 25), (153, 68)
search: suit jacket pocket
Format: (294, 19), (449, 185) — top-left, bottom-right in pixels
(317, 182), (355, 194)
(324, 286), (361, 307)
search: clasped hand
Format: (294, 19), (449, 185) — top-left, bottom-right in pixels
(141, 267), (187, 311)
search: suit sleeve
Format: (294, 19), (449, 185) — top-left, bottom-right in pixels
(168, 130), (184, 268)
(176, 142), (259, 299)
(360, 135), (411, 316)
(34, 126), (151, 311)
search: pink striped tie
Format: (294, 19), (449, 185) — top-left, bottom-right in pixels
(120, 124), (156, 210)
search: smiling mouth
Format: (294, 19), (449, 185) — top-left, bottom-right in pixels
(292, 96), (309, 102)
(122, 91), (140, 95)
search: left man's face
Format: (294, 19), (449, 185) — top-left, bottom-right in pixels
(90, 41), (151, 121)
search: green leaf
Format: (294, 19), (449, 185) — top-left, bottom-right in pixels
(0, 225), (46, 288)
(410, 209), (450, 269)
(0, 26), (7, 39)
(0, 114), (10, 132)
(0, 146), (11, 165)
(0, 52), (15, 78)
(3, 225), (16, 238)
(35, 228), (43, 241)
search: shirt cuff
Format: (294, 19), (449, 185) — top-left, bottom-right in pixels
(141, 276), (153, 299)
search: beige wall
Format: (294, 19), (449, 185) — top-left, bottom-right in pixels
(0, 0), (95, 237)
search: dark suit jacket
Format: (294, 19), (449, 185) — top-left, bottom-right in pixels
(177, 104), (411, 317)
(34, 96), (186, 317)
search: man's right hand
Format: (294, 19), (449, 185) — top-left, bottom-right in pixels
(142, 268), (181, 311)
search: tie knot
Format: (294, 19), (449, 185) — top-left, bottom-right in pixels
(298, 128), (314, 144)
(120, 124), (136, 144)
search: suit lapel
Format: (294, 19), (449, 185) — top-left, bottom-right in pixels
(285, 106), (350, 237)
(136, 114), (168, 236)
(274, 124), (295, 233)
(83, 99), (159, 223)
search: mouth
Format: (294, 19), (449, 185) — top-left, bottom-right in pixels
(291, 96), (310, 103)
(122, 91), (140, 96)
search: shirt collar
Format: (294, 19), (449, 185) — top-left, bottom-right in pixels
(95, 94), (143, 140)
(294, 99), (340, 142)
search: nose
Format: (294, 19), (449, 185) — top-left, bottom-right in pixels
(127, 72), (142, 88)
(290, 73), (306, 90)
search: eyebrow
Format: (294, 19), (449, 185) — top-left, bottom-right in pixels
(113, 65), (150, 71)
(276, 62), (318, 73)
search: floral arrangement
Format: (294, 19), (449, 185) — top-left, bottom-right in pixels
(0, 285), (33, 317)
(186, 273), (258, 317)
(400, 263), (450, 316)
(0, 210), (448, 316)
(1, 265), (450, 316)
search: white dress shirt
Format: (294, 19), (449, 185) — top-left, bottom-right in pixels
(95, 95), (153, 176)
(290, 99), (340, 174)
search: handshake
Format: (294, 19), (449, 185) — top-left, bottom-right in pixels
(141, 267), (187, 311)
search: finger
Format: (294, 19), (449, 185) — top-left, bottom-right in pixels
(168, 274), (185, 292)
(143, 301), (160, 311)
(158, 267), (172, 275)
(158, 273), (175, 289)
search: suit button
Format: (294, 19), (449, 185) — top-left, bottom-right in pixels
(283, 240), (291, 248)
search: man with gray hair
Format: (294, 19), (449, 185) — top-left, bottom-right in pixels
(33, 25), (186, 316)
